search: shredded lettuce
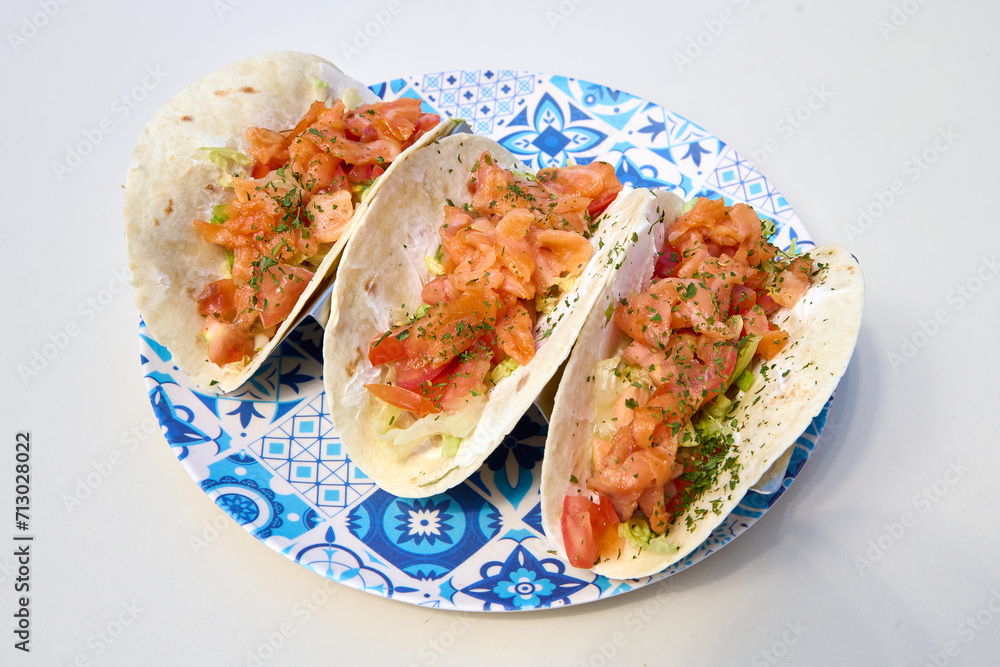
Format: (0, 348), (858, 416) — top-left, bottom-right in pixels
(340, 87), (364, 110)
(375, 393), (487, 459)
(441, 434), (461, 457)
(592, 357), (627, 440)
(210, 204), (229, 225)
(591, 357), (652, 440)
(735, 370), (755, 392)
(760, 216), (777, 240)
(489, 358), (519, 385)
(201, 146), (251, 188)
(424, 250), (445, 276)
(534, 276), (577, 317)
(730, 335), (760, 387)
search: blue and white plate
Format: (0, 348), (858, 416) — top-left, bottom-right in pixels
(140, 70), (828, 611)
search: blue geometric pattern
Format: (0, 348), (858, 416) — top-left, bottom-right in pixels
(140, 70), (828, 611)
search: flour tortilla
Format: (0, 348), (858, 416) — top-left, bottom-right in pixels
(124, 51), (453, 393)
(540, 195), (864, 579)
(323, 133), (652, 497)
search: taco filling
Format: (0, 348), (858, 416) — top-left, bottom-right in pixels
(363, 152), (623, 457)
(193, 97), (441, 369)
(557, 197), (817, 568)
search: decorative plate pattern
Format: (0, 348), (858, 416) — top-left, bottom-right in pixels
(140, 70), (831, 611)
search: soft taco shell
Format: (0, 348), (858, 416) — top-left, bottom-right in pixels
(124, 51), (452, 393)
(323, 133), (653, 497)
(540, 194), (864, 579)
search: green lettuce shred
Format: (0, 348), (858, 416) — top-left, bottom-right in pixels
(201, 146), (252, 188)
(441, 434), (461, 457)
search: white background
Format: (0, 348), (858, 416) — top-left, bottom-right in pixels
(3, 1), (998, 665)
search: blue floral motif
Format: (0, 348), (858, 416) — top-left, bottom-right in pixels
(394, 498), (455, 547)
(461, 545), (587, 610)
(499, 92), (608, 169)
(218, 493), (260, 524)
(492, 567), (556, 609)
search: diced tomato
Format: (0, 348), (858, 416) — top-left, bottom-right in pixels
(694, 340), (738, 406)
(653, 244), (681, 278)
(251, 162), (270, 178)
(756, 292), (782, 317)
(200, 318), (255, 366)
(586, 188), (618, 219)
(368, 330), (408, 366)
(728, 284), (757, 316)
(560, 494), (619, 569)
(412, 112), (441, 141)
(421, 276), (453, 304)
(661, 478), (692, 520)
(346, 163), (385, 186)
(435, 337), (494, 411)
(364, 383), (439, 417)
(196, 278), (239, 322)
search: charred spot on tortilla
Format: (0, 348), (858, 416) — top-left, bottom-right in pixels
(345, 349), (363, 378)
(239, 86), (258, 94)
(213, 89), (229, 97)
(180, 115), (193, 122)
(163, 199), (174, 216)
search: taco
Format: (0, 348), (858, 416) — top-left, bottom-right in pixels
(124, 51), (454, 392)
(323, 133), (654, 497)
(540, 194), (864, 578)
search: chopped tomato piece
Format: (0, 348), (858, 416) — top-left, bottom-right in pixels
(560, 494), (619, 569)
(368, 331), (408, 366)
(196, 278), (239, 322)
(200, 319), (255, 366)
(728, 284), (757, 316)
(653, 244), (681, 278)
